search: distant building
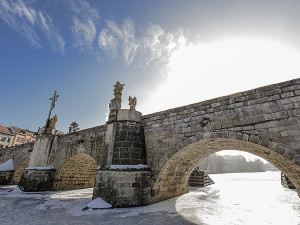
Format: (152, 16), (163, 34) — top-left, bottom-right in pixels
(8, 125), (36, 146)
(0, 125), (14, 148)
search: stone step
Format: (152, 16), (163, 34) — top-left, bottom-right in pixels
(188, 168), (214, 187)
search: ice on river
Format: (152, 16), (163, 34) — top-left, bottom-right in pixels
(0, 171), (299, 225)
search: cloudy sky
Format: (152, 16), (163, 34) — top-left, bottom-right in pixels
(1, 0), (300, 133)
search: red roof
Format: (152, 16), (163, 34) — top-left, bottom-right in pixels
(0, 125), (13, 136)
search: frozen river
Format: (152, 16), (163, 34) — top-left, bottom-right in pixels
(0, 171), (299, 225)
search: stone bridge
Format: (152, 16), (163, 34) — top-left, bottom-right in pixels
(0, 78), (300, 207)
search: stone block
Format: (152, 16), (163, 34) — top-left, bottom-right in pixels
(19, 168), (56, 192)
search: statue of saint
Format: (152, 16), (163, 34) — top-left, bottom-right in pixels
(128, 96), (137, 110)
(113, 81), (125, 100)
(48, 115), (58, 130)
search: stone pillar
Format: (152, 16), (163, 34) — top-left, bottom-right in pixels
(93, 108), (151, 207)
(18, 133), (57, 192)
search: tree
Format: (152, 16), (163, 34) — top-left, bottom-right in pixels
(69, 121), (80, 133)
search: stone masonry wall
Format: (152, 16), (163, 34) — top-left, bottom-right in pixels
(53, 153), (97, 190)
(48, 125), (106, 171)
(19, 168), (56, 192)
(0, 143), (34, 169)
(142, 78), (300, 177)
(112, 121), (146, 165)
(142, 78), (300, 202)
(93, 170), (151, 207)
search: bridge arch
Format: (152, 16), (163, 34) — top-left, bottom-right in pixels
(151, 131), (300, 203)
(53, 153), (97, 190)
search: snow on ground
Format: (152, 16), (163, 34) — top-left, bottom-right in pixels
(0, 172), (299, 225)
(0, 159), (14, 171)
(83, 197), (112, 210)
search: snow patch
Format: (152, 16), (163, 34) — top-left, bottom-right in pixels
(109, 164), (149, 170)
(26, 166), (55, 170)
(0, 159), (14, 171)
(82, 197), (112, 210)
(11, 186), (22, 193)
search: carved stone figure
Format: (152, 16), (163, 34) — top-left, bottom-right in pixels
(48, 115), (58, 130)
(45, 91), (59, 127)
(128, 96), (137, 110)
(113, 81), (125, 100)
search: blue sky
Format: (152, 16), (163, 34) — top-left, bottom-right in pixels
(1, 0), (300, 133)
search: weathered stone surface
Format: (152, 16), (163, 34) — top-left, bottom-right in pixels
(19, 168), (56, 192)
(142, 78), (300, 202)
(188, 168), (214, 187)
(53, 153), (97, 190)
(93, 170), (151, 207)
(112, 121), (146, 165)
(0, 171), (14, 184)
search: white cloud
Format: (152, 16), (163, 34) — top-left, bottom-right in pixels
(72, 17), (96, 50)
(68, 0), (99, 51)
(98, 18), (184, 66)
(141, 24), (183, 66)
(0, 0), (65, 52)
(98, 28), (118, 56)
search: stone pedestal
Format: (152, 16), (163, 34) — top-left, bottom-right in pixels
(94, 108), (151, 207)
(18, 167), (56, 192)
(93, 169), (151, 207)
(28, 134), (56, 167)
(19, 134), (57, 192)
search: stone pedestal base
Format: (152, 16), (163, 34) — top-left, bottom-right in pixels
(19, 168), (56, 192)
(0, 171), (14, 185)
(92, 169), (151, 207)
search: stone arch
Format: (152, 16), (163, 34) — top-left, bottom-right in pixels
(53, 153), (98, 190)
(151, 131), (300, 203)
(12, 159), (30, 184)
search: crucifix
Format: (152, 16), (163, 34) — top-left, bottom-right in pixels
(45, 91), (59, 127)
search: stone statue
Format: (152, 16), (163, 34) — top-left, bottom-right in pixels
(128, 96), (137, 110)
(48, 115), (57, 130)
(113, 81), (125, 100)
(45, 91), (59, 127)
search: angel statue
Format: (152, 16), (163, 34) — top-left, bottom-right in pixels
(113, 81), (125, 100)
(128, 96), (137, 110)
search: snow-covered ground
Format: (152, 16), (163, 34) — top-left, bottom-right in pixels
(0, 171), (299, 225)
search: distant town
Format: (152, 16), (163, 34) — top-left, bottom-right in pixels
(0, 125), (36, 148)
(0, 124), (66, 149)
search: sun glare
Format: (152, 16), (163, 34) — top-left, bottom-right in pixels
(140, 37), (300, 114)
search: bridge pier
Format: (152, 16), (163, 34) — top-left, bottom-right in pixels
(92, 95), (152, 207)
(18, 129), (57, 192)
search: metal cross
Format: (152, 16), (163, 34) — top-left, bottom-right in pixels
(46, 91), (59, 126)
